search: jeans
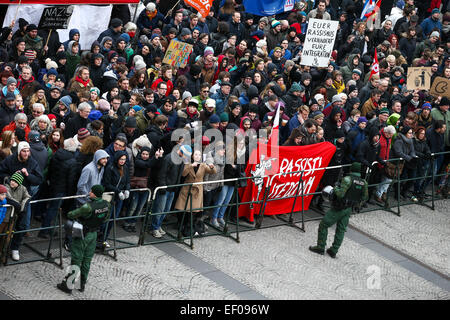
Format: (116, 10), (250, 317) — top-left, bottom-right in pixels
(151, 191), (175, 231)
(422, 156), (443, 191)
(414, 161), (430, 195)
(24, 185), (39, 230)
(212, 185), (234, 220)
(101, 199), (123, 241)
(40, 192), (65, 235)
(375, 176), (392, 198)
(125, 190), (149, 225)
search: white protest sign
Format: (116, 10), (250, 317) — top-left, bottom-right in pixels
(301, 19), (339, 68)
(3, 4), (112, 50)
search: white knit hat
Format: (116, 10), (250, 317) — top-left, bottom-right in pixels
(146, 2), (156, 12)
(256, 40), (267, 48)
(18, 141), (30, 154)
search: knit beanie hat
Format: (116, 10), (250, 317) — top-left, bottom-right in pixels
(179, 144), (192, 157)
(135, 60), (147, 71)
(88, 110), (103, 121)
(77, 128), (90, 140)
(379, 107), (390, 115)
(182, 91), (192, 101)
(422, 102), (432, 110)
(271, 20), (281, 28)
(209, 114), (220, 123)
(351, 162), (361, 173)
(7, 77), (17, 86)
(334, 129), (345, 139)
(91, 184), (104, 198)
(220, 112), (229, 122)
(17, 141), (30, 154)
(357, 117), (368, 124)
(205, 98), (216, 108)
(111, 18), (123, 28)
(11, 172), (24, 186)
(125, 117), (137, 128)
(400, 126), (411, 135)
(0, 184), (7, 194)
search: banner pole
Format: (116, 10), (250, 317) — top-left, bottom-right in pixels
(45, 29), (52, 48)
(13, 0), (23, 24)
(165, 0), (181, 18)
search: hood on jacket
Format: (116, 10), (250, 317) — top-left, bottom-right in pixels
(93, 149), (109, 164)
(69, 29), (80, 40)
(387, 113), (401, 126)
(113, 150), (128, 167)
(328, 106), (343, 124)
(239, 116), (251, 130)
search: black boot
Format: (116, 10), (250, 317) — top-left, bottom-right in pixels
(79, 281), (86, 292)
(56, 280), (72, 294)
(326, 248), (336, 258)
(309, 246), (324, 255)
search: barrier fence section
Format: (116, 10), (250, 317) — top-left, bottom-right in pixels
(0, 151), (448, 267)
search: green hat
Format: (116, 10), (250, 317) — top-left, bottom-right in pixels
(379, 107), (390, 115)
(351, 162), (361, 173)
(91, 184), (104, 198)
(11, 172), (24, 186)
(220, 112), (229, 122)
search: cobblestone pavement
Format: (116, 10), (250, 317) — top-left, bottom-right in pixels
(350, 201), (450, 277)
(0, 200), (448, 300)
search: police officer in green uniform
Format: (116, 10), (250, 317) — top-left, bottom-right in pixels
(57, 185), (111, 294)
(309, 162), (368, 258)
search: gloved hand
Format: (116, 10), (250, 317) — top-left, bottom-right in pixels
(380, 160), (387, 167)
(124, 190), (130, 199)
(118, 192), (125, 201)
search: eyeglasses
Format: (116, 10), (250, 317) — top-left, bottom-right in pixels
(159, 87), (167, 90)
(202, 90), (209, 93)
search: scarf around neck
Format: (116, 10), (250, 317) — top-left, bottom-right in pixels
(75, 75), (90, 87)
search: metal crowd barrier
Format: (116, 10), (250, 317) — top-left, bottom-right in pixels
(0, 150), (448, 267)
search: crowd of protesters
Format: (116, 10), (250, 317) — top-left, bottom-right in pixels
(0, 0), (449, 262)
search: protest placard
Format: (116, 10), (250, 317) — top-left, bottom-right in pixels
(162, 40), (193, 69)
(430, 77), (450, 98)
(301, 19), (339, 68)
(407, 67), (432, 91)
(38, 5), (73, 29)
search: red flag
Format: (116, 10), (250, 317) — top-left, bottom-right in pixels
(364, 0), (381, 19)
(184, 0), (213, 18)
(369, 48), (379, 80)
(238, 142), (336, 222)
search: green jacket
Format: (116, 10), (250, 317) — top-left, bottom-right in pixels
(68, 197), (110, 220)
(431, 107), (450, 147)
(135, 109), (152, 134)
(335, 172), (369, 202)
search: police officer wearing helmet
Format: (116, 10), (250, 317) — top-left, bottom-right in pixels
(309, 162), (368, 258)
(57, 185), (111, 294)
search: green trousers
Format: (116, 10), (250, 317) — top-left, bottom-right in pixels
(317, 207), (351, 254)
(70, 231), (97, 285)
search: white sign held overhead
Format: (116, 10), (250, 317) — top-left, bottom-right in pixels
(301, 19), (339, 68)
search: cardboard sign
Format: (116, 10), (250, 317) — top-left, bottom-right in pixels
(430, 76), (450, 98)
(38, 5), (73, 29)
(407, 67), (432, 91)
(162, 40), (193, 69)
(301, 19), (339, 67)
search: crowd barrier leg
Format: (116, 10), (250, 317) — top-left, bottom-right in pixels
(44, 209), (64, 269)
(431, 157), (436, 211)
(255, 186), (270, 229)
(225, 181), (240, 243)
(1, 207), (15, 265)
(177, 185), (194, 249)
(101, 198), (118, 261)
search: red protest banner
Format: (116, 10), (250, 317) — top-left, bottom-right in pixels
(238, 142), (336, 222)
(184, 0), (213, 18)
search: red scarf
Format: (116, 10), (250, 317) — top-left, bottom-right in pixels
(186, 107), (197, 119)
(75, 75), (90, 87)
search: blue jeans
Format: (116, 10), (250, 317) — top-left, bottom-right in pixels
(212, 185), (234, 220)
(40, 192), (65, 234)
(422, 156), (444, 191)
(125, 190), (149, 225)
(414, 161), (430, 195)
(24, 185), (39, 230)
(151, 191), (175, 231)
(375, 176), (392, 198)
(101, 199), (124, 241)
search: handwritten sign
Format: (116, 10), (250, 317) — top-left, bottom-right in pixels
(38, 5), (73, 29)
(301, 19), (339, 68)
(162, 40), (193, 69)
(407, 67), (432, 90)
(430, 77), (450, 98)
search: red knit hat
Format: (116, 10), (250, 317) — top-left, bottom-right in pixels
(77, 128), (90, 140)
(47, 114), (56, 121)
(0, 184), (7, 194)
